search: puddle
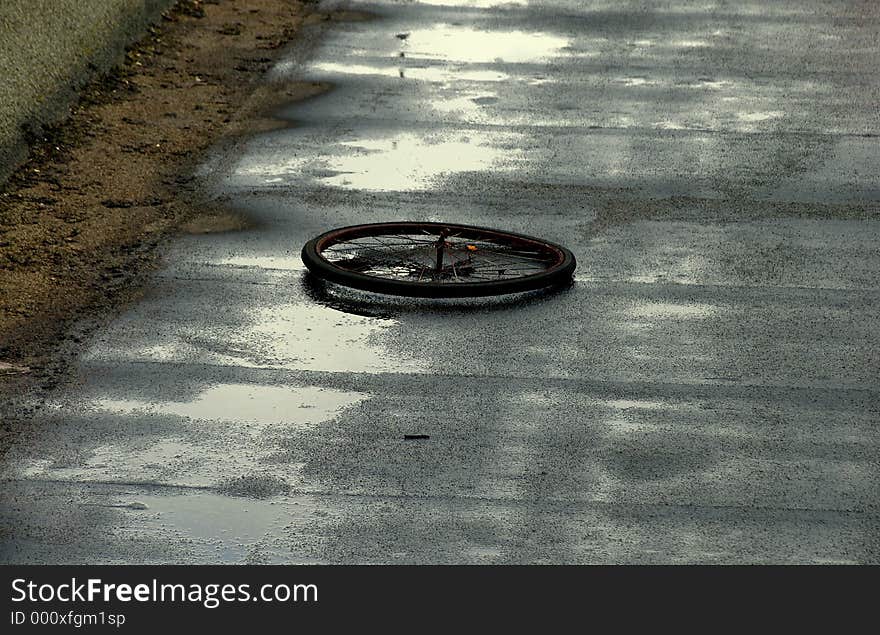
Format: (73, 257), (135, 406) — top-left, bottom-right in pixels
(616, 77), (656, 87)
(324, 133), (516, 190)
(95, 384), (367, 428)
(431, 92), (499, 118)
(691, 78), (730, 89)
(411, 0), (526, 6)
(215, 255), (305, 270)
(13, 437), (197, 483)
(90, 292), (421, 372)
(308, 62), (510, 83)
(244, 302), (426, 373)
(131, 492), (318, 564)
(14, 385), (368, 484)
(237, 131), (523, 192)
(618, 76), (732, 90)
(671, 39), (710, 48)
(400, 25), (571, 64)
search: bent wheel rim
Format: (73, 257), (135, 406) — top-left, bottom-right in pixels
(302, 222), (576, 297)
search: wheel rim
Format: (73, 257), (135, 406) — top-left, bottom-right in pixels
(314, 224), (566, 286)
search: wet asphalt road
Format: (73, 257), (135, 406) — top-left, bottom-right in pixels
(2, 0), (879, 563)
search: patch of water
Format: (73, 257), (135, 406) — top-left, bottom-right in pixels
(95, 384), (367, 428)
(308, 61), (511, 83)
(215, 255), (305, 270)
(409, 0), (526, 7)
(130, 492), (321, 564)
(236, 130), (523, 192)
(394, 25), (572, 64)
(245, 301), (427, 373)
(14, 385), (368, 485)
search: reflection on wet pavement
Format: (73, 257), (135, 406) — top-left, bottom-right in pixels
(95, 384), (367, 428)
(307, 61), (511, 83)
(413, 0), (526, 7)
(9, 382), (368, 490)
(81, 279), (425, 373)
(128, 493), (319, 564)
(398, 25), (572, 63)
(217, 255), (305, 270)
(245, 302), (424, 372)
(235, 130), (523, 191)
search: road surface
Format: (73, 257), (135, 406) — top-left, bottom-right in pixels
(1, 0), (878, 564)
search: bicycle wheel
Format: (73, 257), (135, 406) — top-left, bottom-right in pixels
(301, 222), (576, 297)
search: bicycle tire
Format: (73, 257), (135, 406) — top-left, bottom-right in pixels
(301, 222), (576, 298)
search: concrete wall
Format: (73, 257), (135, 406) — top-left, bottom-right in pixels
(0, 0), (175, 185)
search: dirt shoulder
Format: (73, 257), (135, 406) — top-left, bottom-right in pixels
(0, 0), (325, 390)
